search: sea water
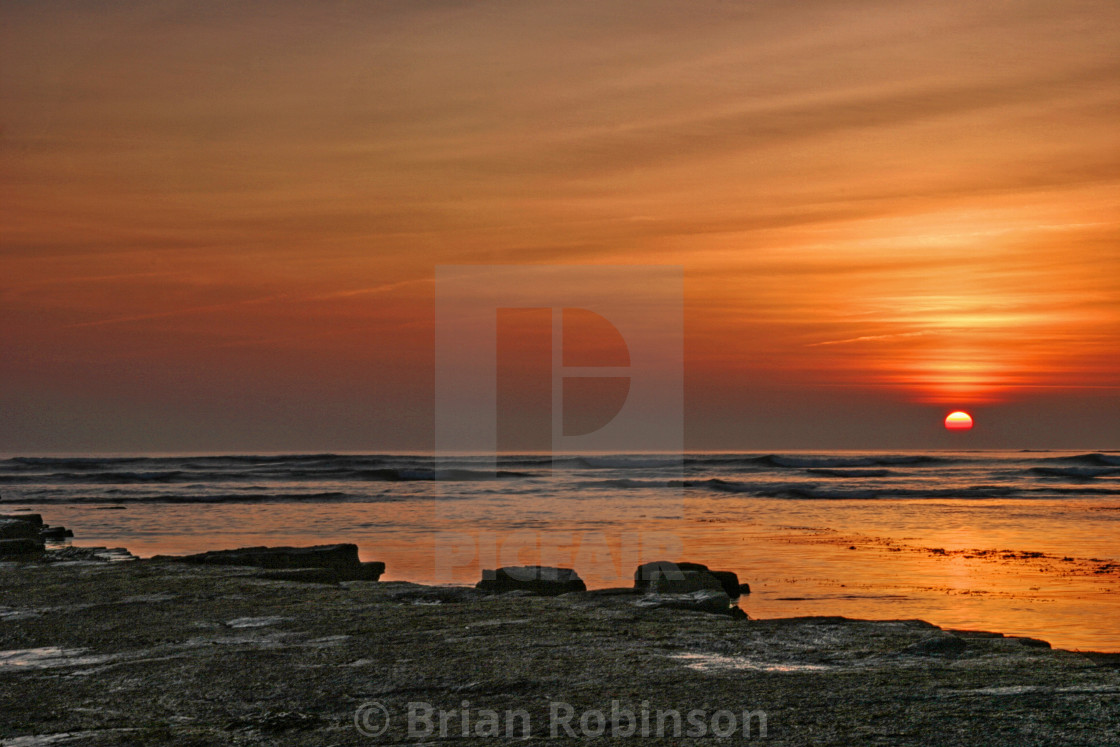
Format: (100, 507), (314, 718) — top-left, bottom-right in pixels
(2, 451), (1118, 650)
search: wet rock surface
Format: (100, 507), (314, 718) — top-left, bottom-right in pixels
(634, 560), (745, 598)
(0, 556), (1118, 745)
(157, 543), (366, 570)
(902, 634), (968, 657)
(649, 568), (724, 594)
(477, 565), (586, 595)
(39, 526), (74, 540)
(0, 520), (41, 540)
(152, 544), (385, 582)
(0, 514), (44, 527)
(0, 538), (43, 557)
(635, 588), (734, 615)
(0, 515), (75, 546)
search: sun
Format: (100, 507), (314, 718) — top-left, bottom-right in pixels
(944, 411), (974, 431)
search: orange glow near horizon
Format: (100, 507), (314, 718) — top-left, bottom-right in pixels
(1, 1), (1118, 450)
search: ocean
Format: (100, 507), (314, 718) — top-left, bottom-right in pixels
(3, 451), (1119, 650)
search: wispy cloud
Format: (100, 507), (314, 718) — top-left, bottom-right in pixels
(66, 294), (294, 329)
(808, 331), (935, 347)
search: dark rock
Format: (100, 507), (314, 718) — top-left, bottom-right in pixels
(384, 584), (487, 604)
(477, 566), (586, 596)
(257, 561), (384, 583)
(650, 569), (724, 594)
(1080, 652), (1120, 668)
(708, 570), (742, 598)
(738, 582), (752, 595)
(903, 634), (967, 656)
(40, 526), (74, 540)
(947, 629), (1004, 639)
(1015, 637), (1051, 649)
(359, 561), (386, 578)
(93, 547), (137, 562)
(635, 589), (732, 615)
(38, 545), (116, 562)
(159, 544), (363, 570)
(256, 568), (342, 583)
(729, 606), (750, 620)
(562, 587), (640, 598)
(227, 710), (320, 732)
(634, 560), (744, 598)
(634, 560), (707, 588)
(0, 538), (45, 556)
(0, 513), (43, 527)
(0, 520), (41, 540)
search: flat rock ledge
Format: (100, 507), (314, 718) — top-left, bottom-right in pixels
(0, 514), (75, 556)
(635, 588), (744, 617)
(153, 544), (385, 582)
(1, 558), (1117, 745)
(634, 559), (748, 597)
(476, 565), (586, 595)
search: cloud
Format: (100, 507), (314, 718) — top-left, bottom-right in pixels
(808, 331), (935, 347)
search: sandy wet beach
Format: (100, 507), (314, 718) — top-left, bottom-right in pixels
(2, 547), (1119, 746)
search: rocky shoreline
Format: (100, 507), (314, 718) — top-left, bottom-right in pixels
(2, 531), (1120, 745)
(0, 513), (74, 557)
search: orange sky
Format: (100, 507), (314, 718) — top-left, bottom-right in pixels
(2, 1), (1118, 452)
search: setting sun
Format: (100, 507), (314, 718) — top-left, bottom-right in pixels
(944, 411), (974, 430)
